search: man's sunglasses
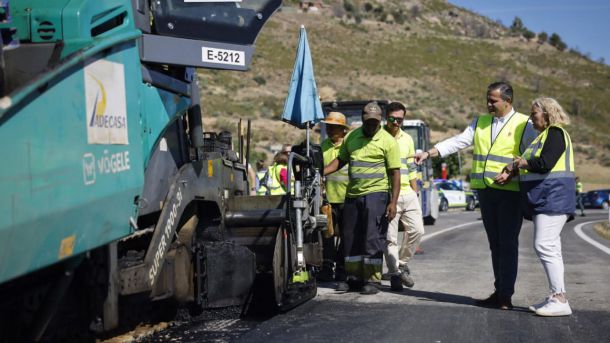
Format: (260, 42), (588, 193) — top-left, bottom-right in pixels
(387, 117), (404, 123)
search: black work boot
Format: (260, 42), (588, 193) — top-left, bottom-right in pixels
(346, 278), (364, 292)
(316, 263), (334, 282)
(390, 274), (403, 291)
(335, 281), (349, 292)
(360, 283), (380, 295)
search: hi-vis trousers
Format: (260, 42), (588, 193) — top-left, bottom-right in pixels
(342, 192), (389, 284)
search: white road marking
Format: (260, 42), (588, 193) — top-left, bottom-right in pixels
(421, 221), (481, 242)
(574, 220), (610, 256)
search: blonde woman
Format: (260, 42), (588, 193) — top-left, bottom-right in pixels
(503, 97), (575, 316)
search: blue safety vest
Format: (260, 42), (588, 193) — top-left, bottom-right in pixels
(519, 125), (575, 217)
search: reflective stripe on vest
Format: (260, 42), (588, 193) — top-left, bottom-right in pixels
(349, 160), (386, 181)
(394, 130), (417, 194)
(520, 126), (574, 182)
(326, 172), (349, 182)
(470, 113), (529, 191)
(472, 154), (513, 164)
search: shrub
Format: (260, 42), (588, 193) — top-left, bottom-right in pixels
(409, 5), (420, 19)
(522, 30), (535, 41)
(537, 31), (548, 44)
(392, 9), (406, 24)
(549, 33), (567, 51)
(343, 0), (355, 13)
(253, 75), (266, 86)
(510, 17), (524, 34)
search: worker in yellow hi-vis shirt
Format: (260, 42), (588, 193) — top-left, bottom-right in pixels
(324, 102), (401, 295)
(318, 111), (350, 283)
(382, 102), (425, 291)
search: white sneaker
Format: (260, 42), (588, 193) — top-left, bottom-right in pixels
(529, 295), (552, 312)
(535, 297), (572, 316)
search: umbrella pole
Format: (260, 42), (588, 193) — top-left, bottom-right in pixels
(306, 121), (310, 159)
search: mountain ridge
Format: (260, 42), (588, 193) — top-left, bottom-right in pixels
(199, 0), (610, 188)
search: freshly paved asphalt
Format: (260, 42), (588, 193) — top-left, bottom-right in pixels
(151, 209), (610, 343)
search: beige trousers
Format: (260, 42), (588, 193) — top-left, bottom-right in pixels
(384, 191), (425, 273)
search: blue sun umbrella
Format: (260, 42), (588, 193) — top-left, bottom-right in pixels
(281, 25), (324, 129)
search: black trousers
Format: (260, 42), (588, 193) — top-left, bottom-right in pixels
(342, 192), (389, 283)
(477, 188), (523, 297)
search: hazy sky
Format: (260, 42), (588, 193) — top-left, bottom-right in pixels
(448, 0), (610, 64)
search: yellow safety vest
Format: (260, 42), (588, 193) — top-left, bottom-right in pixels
(390, 128), (418, 194)
(256, 170), (268, 195)
(322, 138), (348, 204)
(520, 125), (574, 182)
(339, 127), (401, 198)
(470, 113), (529, 191)
(519, 125), (575, 215)
(267, 163), (286, 195)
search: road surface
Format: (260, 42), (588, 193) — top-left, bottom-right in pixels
(150, 209), (610, 343)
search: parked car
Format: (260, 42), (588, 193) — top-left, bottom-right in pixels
(435, 181), (477, 211)
(582, 189), (610, 209)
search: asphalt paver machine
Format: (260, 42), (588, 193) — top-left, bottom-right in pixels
(0, 1), (324, 340)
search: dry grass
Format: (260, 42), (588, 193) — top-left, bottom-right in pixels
(199, 2), (610, 188)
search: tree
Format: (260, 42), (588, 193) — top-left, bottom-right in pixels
(537, 31), (548, 44)
(343, 0), (355, 13)
(548, 33), (567, 51)
(522, 30), (535, 41)
(510, 16), (524, 34)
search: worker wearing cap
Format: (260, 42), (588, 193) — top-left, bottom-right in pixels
(324, 102), (401, 295)
(383, 102), (425, 291)
(318, 112), (351, 283)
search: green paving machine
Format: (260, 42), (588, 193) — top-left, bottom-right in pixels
(0, 1), (324, 341)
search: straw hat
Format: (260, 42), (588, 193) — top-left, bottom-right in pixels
(321, 111), (350, 128)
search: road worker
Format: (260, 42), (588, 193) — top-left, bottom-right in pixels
(383, 102), (425, 291)
(256, 159), (269, 195)
(415, 81), (537, 309)
(267, 152), (289, 195)
(317, 111), (350, 282)
(324, 102), (401, 294)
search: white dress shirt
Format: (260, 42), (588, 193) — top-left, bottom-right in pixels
(435, 108), (538, 157)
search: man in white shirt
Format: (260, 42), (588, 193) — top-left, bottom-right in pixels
(415, 81), (537, 310)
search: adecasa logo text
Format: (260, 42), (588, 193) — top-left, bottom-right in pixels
(88, 73), (127, 129)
